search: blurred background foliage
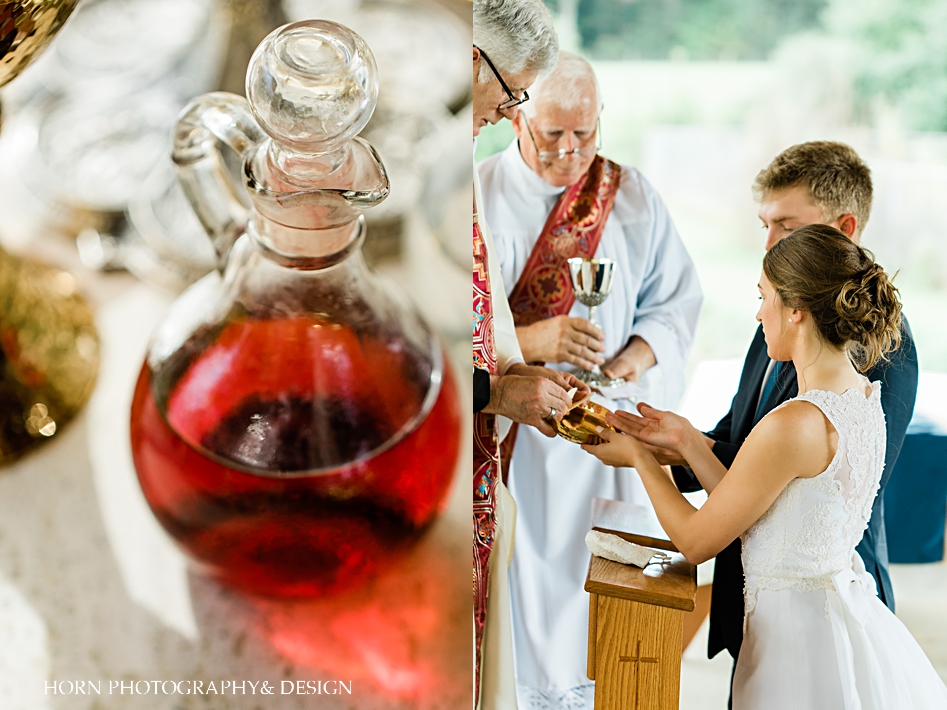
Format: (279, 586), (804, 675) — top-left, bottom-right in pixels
(549, 0), (947, 131)
(572, 0), (825, 61)
(478, 0), (947, 374)
(828, 0), (947, 132)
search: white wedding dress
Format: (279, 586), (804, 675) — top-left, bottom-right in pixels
(732, 381), (947, 709)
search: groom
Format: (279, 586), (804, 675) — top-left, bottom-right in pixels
(671, 141), (918, 701)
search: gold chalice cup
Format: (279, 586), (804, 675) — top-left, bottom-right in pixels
(0, 1), (80, 89)
(0, 0), (97, 465)
(551, 399), (616, 445)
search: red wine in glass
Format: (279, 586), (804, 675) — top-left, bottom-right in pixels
(130, 316), (461, 597)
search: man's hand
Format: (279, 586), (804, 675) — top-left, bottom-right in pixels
(484, 364), (583, 437)
(602, 335), (656, 382)
(506, 362), (591, 402)
(516, 316), (605, 369)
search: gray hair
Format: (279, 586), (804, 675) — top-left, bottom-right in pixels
(522, 51), (603, 118)
(473, 0), (558, 85)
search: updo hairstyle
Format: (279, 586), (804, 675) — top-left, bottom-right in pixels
(762, 224), (902, 372)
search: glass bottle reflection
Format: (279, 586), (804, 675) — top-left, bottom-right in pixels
(129, 20), (462, 597)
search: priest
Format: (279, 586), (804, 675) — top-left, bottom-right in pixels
(471, 3), (587, 709)
(478, 52), (703, 709)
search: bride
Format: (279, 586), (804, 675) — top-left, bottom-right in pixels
(584, 224), (947, 709)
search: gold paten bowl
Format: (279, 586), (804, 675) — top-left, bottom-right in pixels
(552, 401), (616, 445)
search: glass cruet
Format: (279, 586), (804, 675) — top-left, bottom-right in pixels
(129, 20), (462, 598)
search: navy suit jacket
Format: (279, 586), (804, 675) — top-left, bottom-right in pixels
(674, 319), (918, 661)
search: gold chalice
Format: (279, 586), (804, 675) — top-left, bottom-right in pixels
(0, 1), (80, 88)
(1, 0), (98, 465)
(551, 400), (616, 445)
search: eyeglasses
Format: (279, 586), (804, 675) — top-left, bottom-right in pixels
(474, 45), (529, 111)
(522, 113), (602, 162)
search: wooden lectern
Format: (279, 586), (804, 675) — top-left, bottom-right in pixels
(585, 512), (697, 710)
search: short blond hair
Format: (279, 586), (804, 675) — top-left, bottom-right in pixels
(753, 141), (873, 238)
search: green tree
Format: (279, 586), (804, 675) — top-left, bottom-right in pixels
(822, 0), (947, 131)
(558, 0), (826, 60)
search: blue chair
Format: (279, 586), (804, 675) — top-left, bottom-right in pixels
(884, 414), (947, 563)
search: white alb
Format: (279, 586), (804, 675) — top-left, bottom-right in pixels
(478, 141), (702, 710)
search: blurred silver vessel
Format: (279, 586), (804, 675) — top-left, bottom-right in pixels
(0, 0), (228, 289)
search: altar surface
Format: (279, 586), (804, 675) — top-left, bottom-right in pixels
(0, 217), (471, 709)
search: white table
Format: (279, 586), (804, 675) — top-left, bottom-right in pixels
(0, 209), (472, 710)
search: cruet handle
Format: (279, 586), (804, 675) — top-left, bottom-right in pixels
(171, 92), (266, 271)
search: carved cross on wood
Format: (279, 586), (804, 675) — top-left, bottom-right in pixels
(618, 640), (659, 710)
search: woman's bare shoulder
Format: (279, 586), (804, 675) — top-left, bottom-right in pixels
(742, 401), (835, 478)
(765, 399), (832, 430)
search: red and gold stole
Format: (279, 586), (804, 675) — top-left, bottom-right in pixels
(500, 156), (621, 476)
(472, 192), (499, 704)
(507, 155), (621, 326)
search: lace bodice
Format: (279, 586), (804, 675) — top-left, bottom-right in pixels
(741, 381), (886, 614)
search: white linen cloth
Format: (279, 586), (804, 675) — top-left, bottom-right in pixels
(477, 142), (702, 708)
(733, 383), (947, 709)
(583, 531), (667, 568)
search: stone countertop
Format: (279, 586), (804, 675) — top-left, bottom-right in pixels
(0, 213), (472, 709)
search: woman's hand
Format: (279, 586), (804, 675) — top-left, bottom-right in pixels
(582, 428), (653, 469)
(605, 410), (684, 466)
(610, 403), (701, 453)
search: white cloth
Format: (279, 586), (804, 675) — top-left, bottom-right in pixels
(477, 142), (702, 708)
(733, 383), (947, 709)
